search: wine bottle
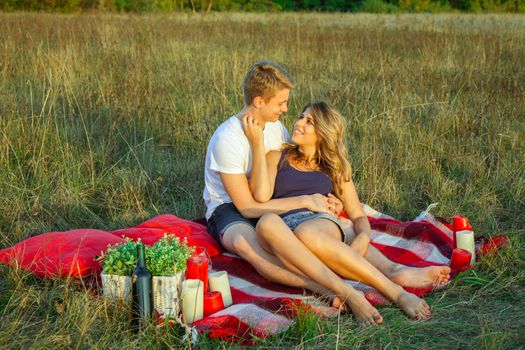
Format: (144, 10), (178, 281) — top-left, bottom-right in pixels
(132, 243), (152, 330)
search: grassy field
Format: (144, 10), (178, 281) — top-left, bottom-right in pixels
(1, 11), (524, 349)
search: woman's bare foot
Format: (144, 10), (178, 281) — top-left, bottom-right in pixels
(332, 296), (347, 312)
(344, 291), (383, 326)
(396, 291), (431, 320)
(387, 265), (451, 289)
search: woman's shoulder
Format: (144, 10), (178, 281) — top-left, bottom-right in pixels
(265, 150), (283, 167)
(266, 150), (283, 160)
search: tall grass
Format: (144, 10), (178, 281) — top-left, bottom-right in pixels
(0, 12), (524, 348)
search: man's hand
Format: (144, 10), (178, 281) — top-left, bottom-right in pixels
(305, 193), (336, 215)
(350, 232), (370, 256)
(327, 193), (344, 216)
(242, 114), (263, 146)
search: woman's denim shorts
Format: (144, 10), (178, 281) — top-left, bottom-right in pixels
(281, 210), (347, 242)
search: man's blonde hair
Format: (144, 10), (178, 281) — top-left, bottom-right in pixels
(242, 61), (295, 106)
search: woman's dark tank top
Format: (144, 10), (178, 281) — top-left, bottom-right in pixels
(272, 151), (333, 216)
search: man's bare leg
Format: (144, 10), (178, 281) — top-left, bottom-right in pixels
(340, 219), (451, 289)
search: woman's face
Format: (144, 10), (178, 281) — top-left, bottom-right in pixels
(292, 107), (318, 147)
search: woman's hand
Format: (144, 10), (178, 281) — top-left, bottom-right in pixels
(350, 232), (370, 257)
(242, 114), (264, 146)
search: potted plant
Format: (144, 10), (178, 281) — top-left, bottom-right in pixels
(146, 234), (193, 319)
(97, 238), (138, 302)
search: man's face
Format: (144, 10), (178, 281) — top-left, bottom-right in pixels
(258, 88), (290, 123)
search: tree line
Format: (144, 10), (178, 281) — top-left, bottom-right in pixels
(1, 0), (523, 13)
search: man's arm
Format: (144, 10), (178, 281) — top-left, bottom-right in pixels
(221, 172), (334, 219)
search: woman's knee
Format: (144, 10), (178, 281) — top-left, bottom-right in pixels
(295, 220), (341, 246)
(256, 213), (282, 238)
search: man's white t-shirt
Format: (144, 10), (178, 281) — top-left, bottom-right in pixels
(203, 116), (289, 219)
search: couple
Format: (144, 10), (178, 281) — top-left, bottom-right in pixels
(203, 61), (450, 325)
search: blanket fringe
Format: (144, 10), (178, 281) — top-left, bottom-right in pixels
(425, 202), (439, 213)
(157, 314), (199, 346)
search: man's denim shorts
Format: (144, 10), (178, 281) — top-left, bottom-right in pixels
(207, 202), (258, 247)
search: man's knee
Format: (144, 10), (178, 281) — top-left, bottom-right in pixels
(222, 223), (256, 257)
(222, 223), (255, 250)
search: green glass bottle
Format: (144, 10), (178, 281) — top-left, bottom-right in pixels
(132, 243), (152, 330)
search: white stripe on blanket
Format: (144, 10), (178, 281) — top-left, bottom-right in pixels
(210, 268), (316, 301)
(370, 230), (450, 265)
(210, 303), (293, 335)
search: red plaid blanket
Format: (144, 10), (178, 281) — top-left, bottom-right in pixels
(0, 205), (508, 345)
(190, 205), (507, 344)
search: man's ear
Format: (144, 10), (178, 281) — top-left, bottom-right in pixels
(253, 96), (265, 109)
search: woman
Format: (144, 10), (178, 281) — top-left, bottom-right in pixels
(244, 102), (450, 325)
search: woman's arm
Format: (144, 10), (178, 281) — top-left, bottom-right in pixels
(241, 115), (272, 202)
(340, 180), (371, 256)
(252, 150), (281, 202)
(242, 114), (283, 202)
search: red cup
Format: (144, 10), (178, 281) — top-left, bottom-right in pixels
(203, 291), (224, 317)
(186, 248), (209, 292)
(192, 246), (208, 259)
(452, 216), (471, 232)
(450, 248), (472, 271)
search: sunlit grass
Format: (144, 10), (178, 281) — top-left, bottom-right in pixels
(0, 12), (524, 349)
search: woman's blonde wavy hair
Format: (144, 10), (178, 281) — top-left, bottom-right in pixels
(283, 102), (352, 199)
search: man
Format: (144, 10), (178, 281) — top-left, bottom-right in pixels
(203, 61), (336, 295)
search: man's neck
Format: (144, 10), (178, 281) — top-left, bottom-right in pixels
(236, 106), (267, 128)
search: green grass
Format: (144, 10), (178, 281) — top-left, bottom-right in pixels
(0, 11), (524, 349)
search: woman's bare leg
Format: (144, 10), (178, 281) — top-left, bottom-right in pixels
(339, 218), (450, 288)
(296, 219), (431, 320)
(256, 213), (383, 325)
(221, 222), (334, 296)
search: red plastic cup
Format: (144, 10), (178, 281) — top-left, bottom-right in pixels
(452, 216), (471, 232)
(203, 291), (224, 317)
(450, 248), (472, 271)
(186, 248), (209, 292)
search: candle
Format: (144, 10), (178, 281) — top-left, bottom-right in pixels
(203, 291), (224, 317)
(456, 230), (476, 265)
(181, 279), (204, 324)
(186, 250), (209, 292)
(450, 248), (472, 271)
(453, 216), (471, 231)
(208, 271), (232, 307)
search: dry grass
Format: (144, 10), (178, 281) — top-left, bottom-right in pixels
(0, 12), (524, 349)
